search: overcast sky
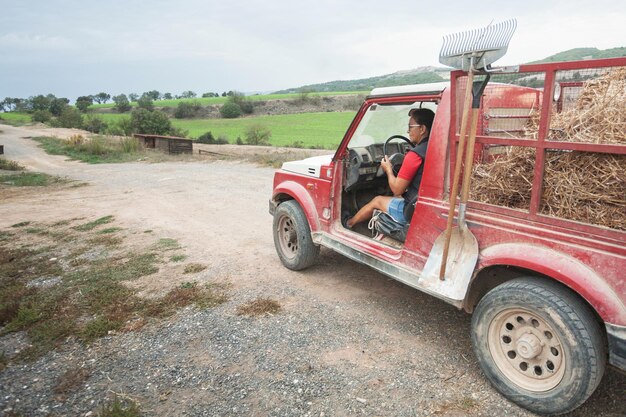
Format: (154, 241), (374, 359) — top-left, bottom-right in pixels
(1, 0), (624, 101)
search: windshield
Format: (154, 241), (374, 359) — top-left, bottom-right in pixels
(349, 101), (438, 147)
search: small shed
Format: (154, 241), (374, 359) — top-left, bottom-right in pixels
(133, 134), (193, 154)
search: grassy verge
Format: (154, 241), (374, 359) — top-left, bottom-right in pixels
(33, 136), (145, 164)
(0, 217), (227, 362)
(0, 172), (67, 186)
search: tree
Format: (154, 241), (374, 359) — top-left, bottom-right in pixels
(93, 92), (111, 104)
(83, 115), (108, 133)
(227, 91), (253, 114)
(49, 97), (69, 117)
(30, 94), (52, 112)
(128, 93), (139, 102)
(180, 90), (197, 99)
(75, 96), (94, 113)
(130, 108), (172, 135)
(173, 101), (202, 119)
(137, 94), (154, 111)
(143, 90), (161, 101)
(13, 98), (28, 112)
(31, 110), (52, 123)
(113, 94), (132, 113)
(55, 106), (83, 128)
(163, 92), (173, 100)
(219, 101), (242, 118)
(0, 97), (20, 112)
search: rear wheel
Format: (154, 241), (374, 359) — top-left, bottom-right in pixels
(273, 200), (319, 270)
(471, 277), (606, 415)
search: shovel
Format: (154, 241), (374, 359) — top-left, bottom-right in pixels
(419, 20), (516, 299)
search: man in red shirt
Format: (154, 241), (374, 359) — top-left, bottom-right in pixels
(345, 108), (435, 228)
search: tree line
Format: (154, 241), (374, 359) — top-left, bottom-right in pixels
(0, 90), (248, 114)
(0, 88), (261, 140)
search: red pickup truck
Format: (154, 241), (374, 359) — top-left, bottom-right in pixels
(270, 57), (625, 415)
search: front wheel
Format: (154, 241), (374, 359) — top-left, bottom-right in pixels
(471, 277), (606, 415)
(273, 200), (320, 271)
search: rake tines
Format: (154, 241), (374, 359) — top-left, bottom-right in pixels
(439, 19), (517, 71)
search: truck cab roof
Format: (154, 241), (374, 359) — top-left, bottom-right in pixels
(368, 82), (449, 98)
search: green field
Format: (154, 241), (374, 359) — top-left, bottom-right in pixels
(92, 91), (368, 109)
(0, 112), (31, 125)
(174, 112), (355, 148)
(2, 102), (358, 148)
(99, 111), (356, 148)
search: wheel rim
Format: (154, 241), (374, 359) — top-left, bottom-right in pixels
(277, 214), (298, 260)
(488, 308), (566, 391)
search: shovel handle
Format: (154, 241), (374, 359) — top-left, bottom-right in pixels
(460, 109), (480, 204)
(439, 75), (491, 280)
(439, 71), (474, 280)
(461, 75), (490, 204)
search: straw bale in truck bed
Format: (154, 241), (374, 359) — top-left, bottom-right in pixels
(471, 68), (626, 231)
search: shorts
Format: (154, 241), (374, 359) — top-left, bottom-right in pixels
(387, 198), (407, 224)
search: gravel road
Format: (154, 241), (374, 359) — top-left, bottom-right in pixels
(0, 125), (624, 416)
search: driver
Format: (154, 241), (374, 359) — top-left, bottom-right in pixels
(344, 108), (435, 228)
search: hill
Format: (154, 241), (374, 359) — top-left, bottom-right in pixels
(529, 47), (626, 64)
(275, 47), (625, 93)
(274, 66), (450, 94)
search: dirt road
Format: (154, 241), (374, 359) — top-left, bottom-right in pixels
(0, 125), (624, 416)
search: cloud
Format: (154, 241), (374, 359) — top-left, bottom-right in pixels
(0, 33), (77, 54)
(0, 0), (624, 99)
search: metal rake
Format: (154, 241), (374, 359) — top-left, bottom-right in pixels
(439, 19), (517, 71)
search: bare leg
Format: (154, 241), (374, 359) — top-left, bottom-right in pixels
(346, 195), (394, 228)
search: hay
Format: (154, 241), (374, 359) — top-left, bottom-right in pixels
(471, 68), (626, 231)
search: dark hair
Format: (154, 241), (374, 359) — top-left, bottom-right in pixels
(408, 108), (435, 131)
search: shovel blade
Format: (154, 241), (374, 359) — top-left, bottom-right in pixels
(419, 227), (478, 301)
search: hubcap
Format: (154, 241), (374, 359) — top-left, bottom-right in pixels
(487, 309), (565, 391)
(517, 333), (542, 359)
(277, 214), (298, 260)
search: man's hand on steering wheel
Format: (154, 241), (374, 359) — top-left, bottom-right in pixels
(380, 155), (393, 176)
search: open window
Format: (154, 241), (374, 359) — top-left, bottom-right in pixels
(341, 100), (438, 241)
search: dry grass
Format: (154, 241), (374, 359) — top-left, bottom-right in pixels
(0, 158), (25, 171)
(183, 263), (207, 274)
(472, 68), (626, 230)
(236, 298), (282, 316)
(0, 218), (228, 363)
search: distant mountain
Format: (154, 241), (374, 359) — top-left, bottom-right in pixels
(273, 66), (450, 94)
(274, 47), (625, 94)
(529, 47), (626, 64)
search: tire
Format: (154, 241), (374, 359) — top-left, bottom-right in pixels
(471, 277), (606, 415)
(272, 200), (320, 271)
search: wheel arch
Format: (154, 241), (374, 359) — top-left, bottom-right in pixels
(272, 182), (320, 232)
(463, 243), (626, 326)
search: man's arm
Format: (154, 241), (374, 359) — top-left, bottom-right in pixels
(381, 152), (423, 196)
(381, 156), (411, 196)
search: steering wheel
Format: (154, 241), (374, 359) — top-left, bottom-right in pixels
(383, 135), (412, 175)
